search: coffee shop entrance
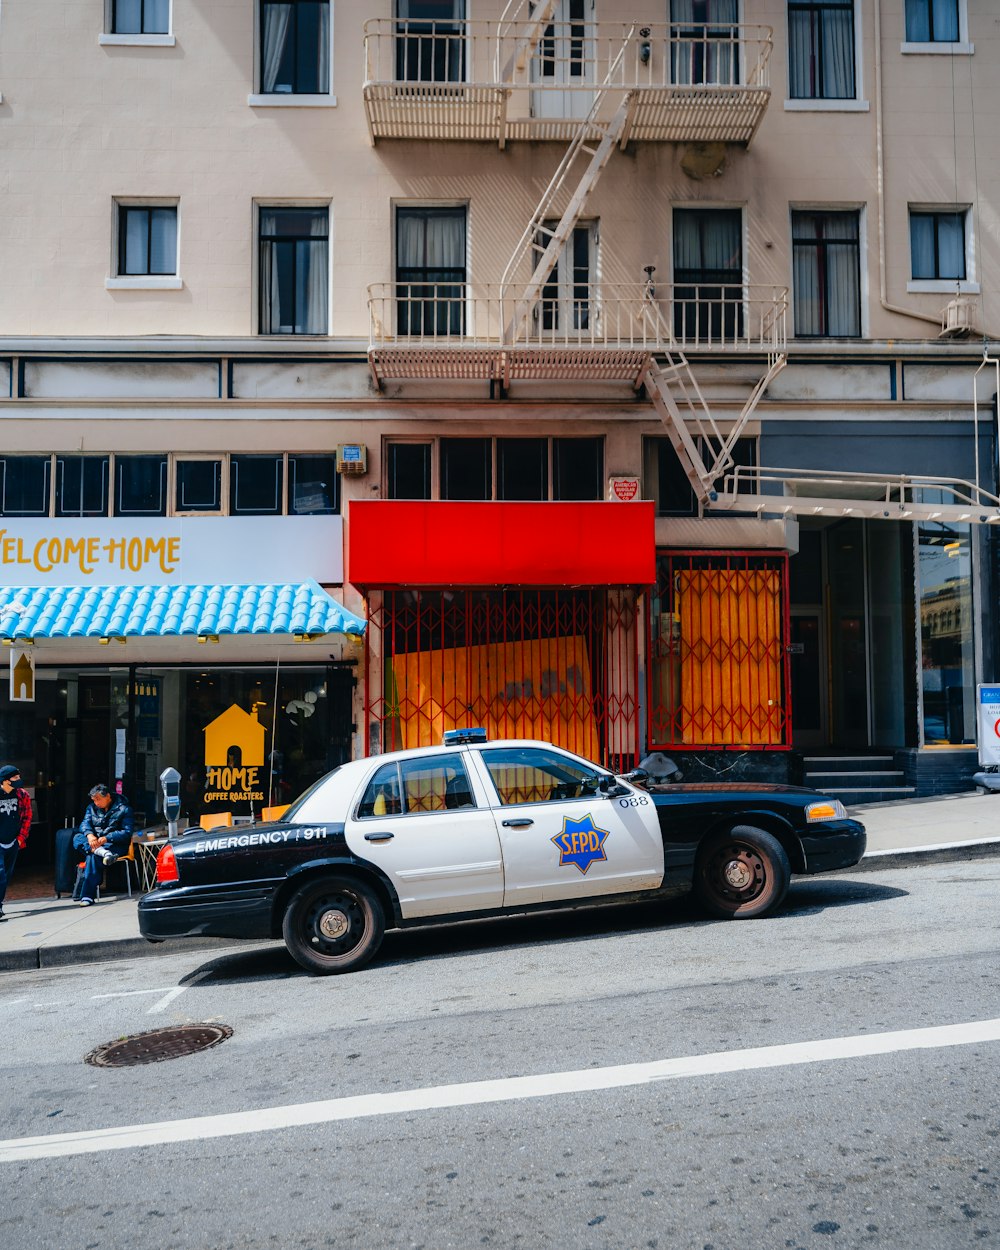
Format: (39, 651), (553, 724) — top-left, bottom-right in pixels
(7, 662), (356, 860)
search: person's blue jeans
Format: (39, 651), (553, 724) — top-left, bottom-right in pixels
(0, 843), (19, 908)
(79, 833), (132, 904)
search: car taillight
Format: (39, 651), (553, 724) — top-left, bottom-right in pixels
(156, 843), (179, 884)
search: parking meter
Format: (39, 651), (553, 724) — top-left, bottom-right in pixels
(159, 767), (182, 840)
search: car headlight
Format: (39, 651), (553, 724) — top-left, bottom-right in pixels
(805, 798), (848, 823)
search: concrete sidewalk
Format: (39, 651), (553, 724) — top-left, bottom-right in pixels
(1, 792), (998, 973)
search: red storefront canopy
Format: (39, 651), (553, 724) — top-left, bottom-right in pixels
(347, 501), (655, 588)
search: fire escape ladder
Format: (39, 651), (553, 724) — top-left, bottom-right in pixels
(501, 33), (634, 345)
(645, 358), (722, 505)
(496, 0), (560, 83)
(703, 351), (788, 481)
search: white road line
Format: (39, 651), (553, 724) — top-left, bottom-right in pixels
(147, 970), (212, 1015)
(2, 1017), (999, 1164)
(91, 988), (177, 1001)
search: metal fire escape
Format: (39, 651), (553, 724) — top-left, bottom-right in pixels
(365, 5), (1000, 525)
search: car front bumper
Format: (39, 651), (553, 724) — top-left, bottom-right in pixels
(799, 819), (867, 873)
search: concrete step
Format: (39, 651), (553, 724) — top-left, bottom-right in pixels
(806, 770), (907, 789)
(826, 786), (917, 805)
(802, 755), (895, 771)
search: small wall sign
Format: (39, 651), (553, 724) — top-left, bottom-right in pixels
(608, 477), (641, 503)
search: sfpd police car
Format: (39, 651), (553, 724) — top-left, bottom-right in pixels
(138, 731), (866, 975)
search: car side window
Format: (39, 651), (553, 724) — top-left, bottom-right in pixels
(400, 756), (476, 814)
(356, 755), (476, 818)
(480, 747), (603, 805)
(356, 762), (403, 818)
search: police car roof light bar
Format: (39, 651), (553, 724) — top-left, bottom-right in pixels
(442, 727), (488, 746)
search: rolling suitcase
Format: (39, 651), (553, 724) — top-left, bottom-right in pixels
(54, 825), (80, 898)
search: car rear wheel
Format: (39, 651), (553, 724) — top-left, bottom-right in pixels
(282, 875), (384, 974)
(694, 825), (790, 920)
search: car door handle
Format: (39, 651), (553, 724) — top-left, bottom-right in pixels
(364, 832), (394, 842)
(502, 818), (534, 828)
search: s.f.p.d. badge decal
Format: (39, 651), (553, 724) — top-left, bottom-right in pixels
(551, 813), (610, 875)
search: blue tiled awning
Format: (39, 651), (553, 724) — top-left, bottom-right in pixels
(0, 581), (366, 640)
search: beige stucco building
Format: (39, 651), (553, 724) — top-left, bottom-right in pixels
(0, 0), (997, 851)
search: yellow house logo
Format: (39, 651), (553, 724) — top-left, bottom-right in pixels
(9, 648), (34, 703)
(203, 704), (266, 804)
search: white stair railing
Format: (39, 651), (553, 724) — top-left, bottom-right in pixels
(501, 32), (635, 344)
(496, 0), (559, 82)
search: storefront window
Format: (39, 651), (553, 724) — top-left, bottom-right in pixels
(0, 456), (51, 516)
(115, 456), (168, 516)
(917, 523), (975, 745)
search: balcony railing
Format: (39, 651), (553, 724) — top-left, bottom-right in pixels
(363, 20), (772, 145)
(367, 282), (787, 381)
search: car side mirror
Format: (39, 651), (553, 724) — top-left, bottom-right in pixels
(597, 776), (630, 798)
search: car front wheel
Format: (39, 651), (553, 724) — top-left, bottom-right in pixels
(694, 825), (791, 919)
(282, 875), (385, 974)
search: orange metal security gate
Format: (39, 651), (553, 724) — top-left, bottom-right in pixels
(649, 551), (791, 750)
(365, 587), (641, 769)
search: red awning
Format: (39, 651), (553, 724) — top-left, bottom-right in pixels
(347, 501), (655, 589)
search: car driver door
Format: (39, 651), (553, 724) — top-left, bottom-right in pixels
(346, 751), (504, 920)
(470, 744), (663, 908)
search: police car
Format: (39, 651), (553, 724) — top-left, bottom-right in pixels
(138, 731), (866, 975)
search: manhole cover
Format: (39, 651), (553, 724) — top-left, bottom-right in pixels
(84, 1023), (233, 1068)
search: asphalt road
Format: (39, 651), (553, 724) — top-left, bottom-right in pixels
(1, 860), (998, 1250)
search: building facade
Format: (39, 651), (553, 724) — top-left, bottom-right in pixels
(1, 0), (998, 861)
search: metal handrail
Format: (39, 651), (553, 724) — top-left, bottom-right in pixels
(368, 282), (787, 354)
(363, 19), (773, 92)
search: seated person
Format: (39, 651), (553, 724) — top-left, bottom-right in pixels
(72, 784), (134, 908)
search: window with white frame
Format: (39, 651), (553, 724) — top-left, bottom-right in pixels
(395, 205), (467, 336)
(110, 0), (169, 34)
(258, 206), (330, 335)
(395, 0), (466, 84)
(791, 209), (861, 337)
(116, 204), (178, 277)
(537, 220), (598, 334)
(909, 207), (971, 284)
(259, 0), (331, 95)
(787, 0), (857, 100)
(904, 0), (961, 43)
(670, 0), (740, 87)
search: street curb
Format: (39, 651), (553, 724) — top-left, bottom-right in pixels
(854, 837), (1000, 873)
(0, 935), (239, 974)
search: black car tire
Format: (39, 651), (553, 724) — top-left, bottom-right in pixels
(694, 825), (791, 920)
(282, 875), (385, 974)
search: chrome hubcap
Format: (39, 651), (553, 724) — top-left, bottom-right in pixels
(723, 859), (753, 890)
(318, 908), (349, 940)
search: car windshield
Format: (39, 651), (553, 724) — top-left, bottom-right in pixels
(280, 767), (340, 821)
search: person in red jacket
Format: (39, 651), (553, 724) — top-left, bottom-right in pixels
(0, 765), (32, 921)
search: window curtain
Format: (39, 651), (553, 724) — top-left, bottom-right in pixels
(149, 208), (177, 274)
(671, 0), (739, 86)
(910, 213), (965, 280)
(315, 4), (331, 93)
(905, 0), (959, 42)
(397, 210), (465, 334)
(146, 0), (169, 32)
(262, 4), (292, 93)
(260, 209), (328, 335)
(793, 213), (860, 336)
(673, 210), (741, 276)
(788, 2), (856, 99)
(124, 211), (149, 273)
